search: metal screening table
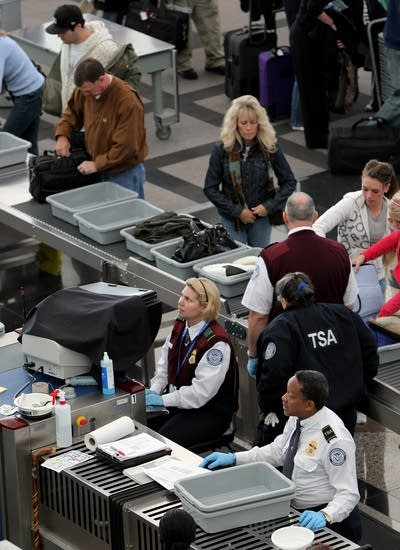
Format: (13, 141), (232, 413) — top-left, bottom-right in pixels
(9, 14), (178, 140)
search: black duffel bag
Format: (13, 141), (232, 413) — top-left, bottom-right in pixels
(328, 117), (400, 175)
(29, 148), (100, 203)
(125, 0), (189, 52)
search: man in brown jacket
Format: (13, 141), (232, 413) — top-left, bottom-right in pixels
(55, 57), (148, 197)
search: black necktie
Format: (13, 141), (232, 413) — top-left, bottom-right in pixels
(183, 329), (190, 346)
(282, 418), (301, 479)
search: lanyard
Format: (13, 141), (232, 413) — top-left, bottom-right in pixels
(176, 321), (209, 377)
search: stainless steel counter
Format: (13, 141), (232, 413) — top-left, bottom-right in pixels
(9, 14), (178, 140)
(0, 223), (382, 550)
(0, 342), (146, 549)
(2, 166), (400, 446)
(0, 194), (260, 441)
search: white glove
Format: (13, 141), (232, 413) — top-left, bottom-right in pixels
(264, 412), (279, 427)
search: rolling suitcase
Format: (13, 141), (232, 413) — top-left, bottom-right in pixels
(258, 47), (294, 120)
(224, 1), (277, 100)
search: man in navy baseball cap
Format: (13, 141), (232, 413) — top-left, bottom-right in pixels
(46, 4), (85, 34)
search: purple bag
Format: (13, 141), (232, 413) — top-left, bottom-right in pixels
(258, 46), (294, 120)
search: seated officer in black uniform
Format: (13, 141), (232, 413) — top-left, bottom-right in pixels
(254, 271), (378, 445)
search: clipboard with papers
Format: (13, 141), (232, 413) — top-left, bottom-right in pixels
(95, 432), (172, 469)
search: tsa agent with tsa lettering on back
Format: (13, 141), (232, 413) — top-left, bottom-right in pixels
(253, 272), (378, 446)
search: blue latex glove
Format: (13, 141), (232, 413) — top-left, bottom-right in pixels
(145, 392), (164, 407)
(145, 388), (157, 397)
(199, 452), (236, 470)
(299, 510), (326, 531)
(247, 357), (258, 379)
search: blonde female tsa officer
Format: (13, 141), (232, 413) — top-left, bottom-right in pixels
(145, 278), (238, 448)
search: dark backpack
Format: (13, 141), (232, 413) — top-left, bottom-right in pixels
(29, 148), (100, 203)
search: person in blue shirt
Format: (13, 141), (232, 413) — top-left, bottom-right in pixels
(0, 32), (44, 155)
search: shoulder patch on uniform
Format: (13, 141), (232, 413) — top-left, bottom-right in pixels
(206, 349), (223, 366)
(203, 327), (215, 340)
(264, 342), (276, 360)
(322, 425), (337, 443)
(329, 447), (347, 466)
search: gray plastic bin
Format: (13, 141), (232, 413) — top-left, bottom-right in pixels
(0, 132), (30, 167)
(120, 215), (211, 261)
(193, 247), (261, 298)
(46, 182), (138, 225)
(174, 462), (295, 533)
(151, 238), (245, 280)
(74, 199), (164, 244)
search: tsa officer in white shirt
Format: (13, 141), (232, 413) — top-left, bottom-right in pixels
(146, 277), (238, 448)
(200, 370), (361, 543)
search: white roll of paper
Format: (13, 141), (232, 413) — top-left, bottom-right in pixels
(84, 416), (135, 451)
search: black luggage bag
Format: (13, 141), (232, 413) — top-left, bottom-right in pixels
(224, 0), (277, 100)
(125, 0), (189, 52)
(328, 117), (400, 175)
(29, 148), (100, 203)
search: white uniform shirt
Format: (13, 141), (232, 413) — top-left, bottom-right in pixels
(235, 407), (359, 524)
(150, 320), (230, 409)
(241, 227), (358, 313)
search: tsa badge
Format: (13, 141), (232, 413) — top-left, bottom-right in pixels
(188, 350), (197, 364)
(305, 439), (318, 457)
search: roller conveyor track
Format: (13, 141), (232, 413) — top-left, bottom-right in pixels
(376, 361), (400, 391)
(0, 198), (247, 316)
(367, 345), (400, 433)
(123, 492), (361, 549)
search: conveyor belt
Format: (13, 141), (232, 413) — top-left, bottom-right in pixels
(4, 199), (240, 318)
(376, 361), (400, 390)
(39, 438), (164, 549)
(366, 345), (400, 433)
(15, 199), (131, 262)
(124, 492), (361, 550)
(6, 199), (400, 439)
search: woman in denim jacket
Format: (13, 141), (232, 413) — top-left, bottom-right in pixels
(203, 95), (297, 247)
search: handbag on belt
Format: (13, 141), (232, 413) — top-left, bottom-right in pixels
(125, 0), (189, 52)
(29, 148), (100, 203)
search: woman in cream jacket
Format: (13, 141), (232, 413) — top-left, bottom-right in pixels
(313, 160), (398, 286)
